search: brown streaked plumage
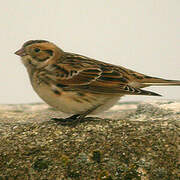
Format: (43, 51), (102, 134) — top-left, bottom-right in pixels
(15, 40), (180, 125)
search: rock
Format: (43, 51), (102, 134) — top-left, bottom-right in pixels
(0, 101), (179, 179)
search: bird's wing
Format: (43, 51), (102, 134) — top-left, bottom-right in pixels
(41, 53), (161, 96)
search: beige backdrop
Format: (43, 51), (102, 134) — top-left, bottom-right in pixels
(1, 0), (179, 104)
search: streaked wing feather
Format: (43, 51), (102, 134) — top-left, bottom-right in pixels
(56, 68), (102, 85)
(42, 53), (161, 96)
(75, 83), (161, 96)
(44, 62), (102, 85)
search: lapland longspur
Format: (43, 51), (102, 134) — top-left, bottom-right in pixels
(15, 40), (180, 124)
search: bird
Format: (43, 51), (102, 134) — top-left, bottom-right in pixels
(15, 40), (180, 125)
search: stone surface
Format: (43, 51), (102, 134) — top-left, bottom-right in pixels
(0, 100), (179, 179)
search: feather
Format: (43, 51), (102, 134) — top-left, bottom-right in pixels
(42, 53), (170, 96)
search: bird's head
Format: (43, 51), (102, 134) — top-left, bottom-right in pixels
(15, 40), (64, 68)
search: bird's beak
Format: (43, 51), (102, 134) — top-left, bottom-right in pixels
(14, 48), (27, 57)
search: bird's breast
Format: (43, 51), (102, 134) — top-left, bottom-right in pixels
(30, 75), (121, 115)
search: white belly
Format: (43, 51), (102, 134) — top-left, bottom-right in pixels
(32, 82), (122, 115)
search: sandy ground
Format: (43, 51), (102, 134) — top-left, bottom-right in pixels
(0, 100), (179, 179)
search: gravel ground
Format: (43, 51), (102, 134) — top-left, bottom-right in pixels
(0, 100), (179, 180)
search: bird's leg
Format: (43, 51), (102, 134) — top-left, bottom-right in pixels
(52, 104), (102, 126)
(51, 114), (80, 124)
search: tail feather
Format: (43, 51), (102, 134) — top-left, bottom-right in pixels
(139, 76), (180, 87)
(143, 80), (180, 86)
(137, 89), (162, 97)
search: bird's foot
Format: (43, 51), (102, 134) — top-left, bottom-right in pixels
(51, 114), (86, 126)
(51, 105), (101, 126)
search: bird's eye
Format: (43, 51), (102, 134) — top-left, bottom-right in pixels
(34, 48), (40, 53)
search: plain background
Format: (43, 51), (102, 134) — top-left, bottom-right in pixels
(1, 0), (179, 104)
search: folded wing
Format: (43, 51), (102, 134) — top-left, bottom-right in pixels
(42, 53), (164, 96)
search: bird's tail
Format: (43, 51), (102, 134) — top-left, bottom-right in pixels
(140, 77), (180, 87)
(129, 77), (180, 97)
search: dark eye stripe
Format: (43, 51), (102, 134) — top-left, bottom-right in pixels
(44, 50), (53, 56)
